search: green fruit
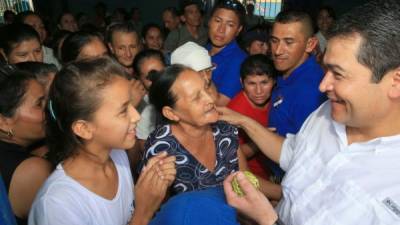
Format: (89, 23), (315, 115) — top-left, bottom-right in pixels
(231, 171), (260, 196)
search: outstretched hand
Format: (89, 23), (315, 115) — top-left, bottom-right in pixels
(216, 106), (247, 127)
(223, 172), (278, 225)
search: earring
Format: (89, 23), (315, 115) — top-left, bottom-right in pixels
(6, 129), (14, 139)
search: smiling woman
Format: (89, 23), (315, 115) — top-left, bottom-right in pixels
(143, 64), (248, 196)
(0, 23), (43, 64)
(0, 64), (51, 225)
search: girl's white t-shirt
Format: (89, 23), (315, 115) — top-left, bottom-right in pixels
(29, 150), (135, 225)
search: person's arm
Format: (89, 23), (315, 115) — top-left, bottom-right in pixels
(240, 142), (258, 159)
(130, 152), (176, 225)
(257, 176), (282, 201)
(223, 172), (278, 225)
(238, 148), (282, 200)
(8, 157), (52, 219)
(217, 107), (284, 163)
(215, 93), (231, 106)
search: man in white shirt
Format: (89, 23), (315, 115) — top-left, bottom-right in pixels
(218, 0), (400, 224)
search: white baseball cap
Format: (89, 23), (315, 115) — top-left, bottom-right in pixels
(171, 41), (213, 72)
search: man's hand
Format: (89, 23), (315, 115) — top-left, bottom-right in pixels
(223, 172), (278, 225)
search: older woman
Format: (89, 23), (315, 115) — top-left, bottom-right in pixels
(0, 64), (51, 225)
(0, 24), (43, 64)
(142, 64), (248, 195)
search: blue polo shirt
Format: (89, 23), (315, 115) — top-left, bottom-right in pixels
(207, 41), (247, 99)
(268, 55), (326, 177)
(269, 55), (326, 136)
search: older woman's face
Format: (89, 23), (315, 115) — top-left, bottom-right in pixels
(170, 69), (218, 127)
(8, 80), (45, 146)
(7, 38), (43, 64)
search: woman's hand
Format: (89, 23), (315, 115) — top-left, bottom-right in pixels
(223, 172), (278, 225)
(131, 152), (176, 225)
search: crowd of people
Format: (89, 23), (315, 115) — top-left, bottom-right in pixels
(1, 0), (400, 224)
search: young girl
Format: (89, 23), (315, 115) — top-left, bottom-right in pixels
(29, 57), (176, 225)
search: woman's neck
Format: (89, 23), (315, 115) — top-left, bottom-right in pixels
(63, 144), (112, 172)
(171, 122), (210, 139)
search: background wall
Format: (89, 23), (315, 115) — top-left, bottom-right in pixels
(34, 0), (369, 26)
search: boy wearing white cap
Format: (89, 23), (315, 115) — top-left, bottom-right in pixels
(171, 41), (219, 103)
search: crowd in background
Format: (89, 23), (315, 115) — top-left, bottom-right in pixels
(2, 0), (397, 225)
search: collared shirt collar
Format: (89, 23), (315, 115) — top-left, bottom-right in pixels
(206, 40), (240, 57)
(277, 55), (318, 85)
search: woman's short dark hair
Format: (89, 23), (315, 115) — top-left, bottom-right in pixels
(210, 0), (246, 26)
(51, 30), (72, 60)
(0, 23), (41, 56)
(57, 11), (75, 26)
(133, 49), (165, 77)
(0, 63), (34, 118)
(46, 57), (128, 164)
(141, 23), (163, 40)
(61, 30), (104, 64)
(16, 61), (57, 85)
(148, 64), (189, 123)
(240, 54), (277, 80)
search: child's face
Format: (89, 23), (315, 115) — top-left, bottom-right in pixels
(139, 58), (165, 90)
(247, 40), (269, 55)
(242, 74), (275, 108)
(89, 76), (141, 150)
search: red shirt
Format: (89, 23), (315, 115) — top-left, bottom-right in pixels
(228, 91), (271, 179)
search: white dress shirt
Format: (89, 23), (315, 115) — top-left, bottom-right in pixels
(277, 101), (400, 225)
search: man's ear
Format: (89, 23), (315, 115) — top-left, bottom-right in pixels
(180, 15), (186, 23)
(388, 67), (400, 99)
(162, 106), (180, 122)
(0, 48), (7, 63)
(235, 25), (243, 37)
(305, 36), (319, 53)
(107, 43), (115, 54)
(71, 120), (94, 140)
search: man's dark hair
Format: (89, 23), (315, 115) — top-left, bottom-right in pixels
(275, 10), (314, 38)
(180, 0), (201, 15)
(106, 22), (139, 44)
(328, 0), (400, 82)
(163, 7), (180, 17)
(240, 54), (277, 81)
(210, 0), (246, 26)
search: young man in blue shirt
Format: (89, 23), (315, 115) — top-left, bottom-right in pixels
(267, 10), (327, 178)
(207, 0), (247, 106)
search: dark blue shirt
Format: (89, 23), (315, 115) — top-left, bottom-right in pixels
(268, 55), (326, 177)
(269, 55), (326, 136)
(143, 121), (239, 195)
(0, 177), (16, 225)
(207, 41), (247, 99)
